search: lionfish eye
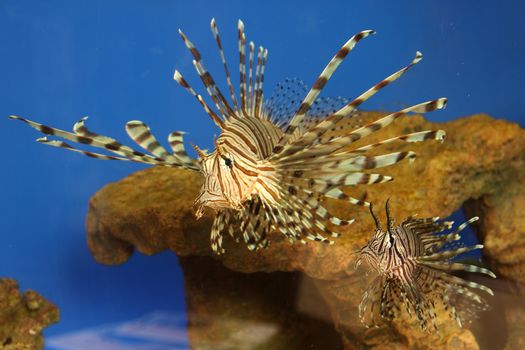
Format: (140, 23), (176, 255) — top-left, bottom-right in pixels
(223, 157), (233, 168)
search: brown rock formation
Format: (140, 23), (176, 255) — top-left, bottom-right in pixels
(0, 279), (59, 350)
(180, 256), (342, 349)
(86, 112), (525, 349)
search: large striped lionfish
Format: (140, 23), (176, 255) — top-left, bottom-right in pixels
(356, 200), (495, 331)
(10, 19), (447, 254)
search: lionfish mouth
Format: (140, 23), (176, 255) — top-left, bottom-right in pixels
(193, 195), (231, 220)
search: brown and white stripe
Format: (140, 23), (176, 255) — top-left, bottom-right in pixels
(210, 18), (240, 113)
(10, 19), (450, 255)
(9, 115), (198, 170)
(356, 202), (495, 331)
(277, 51), (425, 156)
(273, 29), (375, 154)
(178, 29), (236, 118)
(173, 70), (225, 128)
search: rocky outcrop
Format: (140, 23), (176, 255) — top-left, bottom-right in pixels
(0, 279), (59, 350)
(86, 112), (525, 349)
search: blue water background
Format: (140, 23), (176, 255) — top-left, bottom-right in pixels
(0, 0), (523, 344)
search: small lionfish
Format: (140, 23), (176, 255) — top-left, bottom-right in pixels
(10, 19), (447, 254)
(356, 200), (495, 331)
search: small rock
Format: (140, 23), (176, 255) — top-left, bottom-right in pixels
(0, 279), (59, 350)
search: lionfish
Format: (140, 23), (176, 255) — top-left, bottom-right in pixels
(10, 19), (447, 254)
(356, 200), (495, 331)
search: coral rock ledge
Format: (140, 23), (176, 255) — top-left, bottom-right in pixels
(86, 112), (525, 350)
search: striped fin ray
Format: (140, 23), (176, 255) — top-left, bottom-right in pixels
(273, 98), (447, 164)
(35, 137), (131, 161)
(210, 18), (239, 113)
(377, 279), (401, 323)
(238, 20), (248, 117)
(285, 186), (352, 235)
(287, 190), (369, 228)
(265, 207), (299, 243)
(279, 51), (423, 156)
(168, 131), (194, 167)
(277, 151), (417, 173)
(211, 209), (240, 243)
(334, 98), (447, 146)
(282, 171), (393, 189)
(301, 196), (355, 231)
(264, 196), (304, 240)
(252, 46), (262, 117)
(282, 193), (339, 242)
(73, 116), (124, 145)
(125, 121), (196, 168)
(273, 29), (376, 154)
(240, 197), (270, 251)
(359, 276), (389, 328)
(267, 204), (304, 243)
(430, 268), (495, 296)
(418, 261), (496, 279)
(247, 41), (255, 115)
(245, 42), (266, 118)
(404, 219), (454, 252)
(432, 216), (479, 251)
(402, 216), (439, 227)
(332, 51), (423, 119)
(275, 151), (386, 170)
(71, 117), (155, 160)
(323, 187), (370, 207)
(296, 117), (444, 155)
(125, 121), (176, 161)
(266, 171), (373, 240)
(211, 212), (227, 254)
(212, 200), (272, 253)
(178, 29), (235, 118)
(353, 129), (446, 153)
(210, 208), (270, 254)
(271, 192), (335, 244)
(404, 217), (452, 235)
(254, 48), (268, 118)
(225, 213), (240, 241)
(417, 216), (480, 254)
(246, 220), (271, 251)
(75, 117), (193, 166)
(9, 115), (198, 170)
(419, 244), (484, 262)
(191, 59), (231, 119)
(173, 70), (225, 128)
(10, 115), (160, 164)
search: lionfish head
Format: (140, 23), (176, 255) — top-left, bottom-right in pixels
(355, 202), (395, 271)
(192, 127), (263, 219)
